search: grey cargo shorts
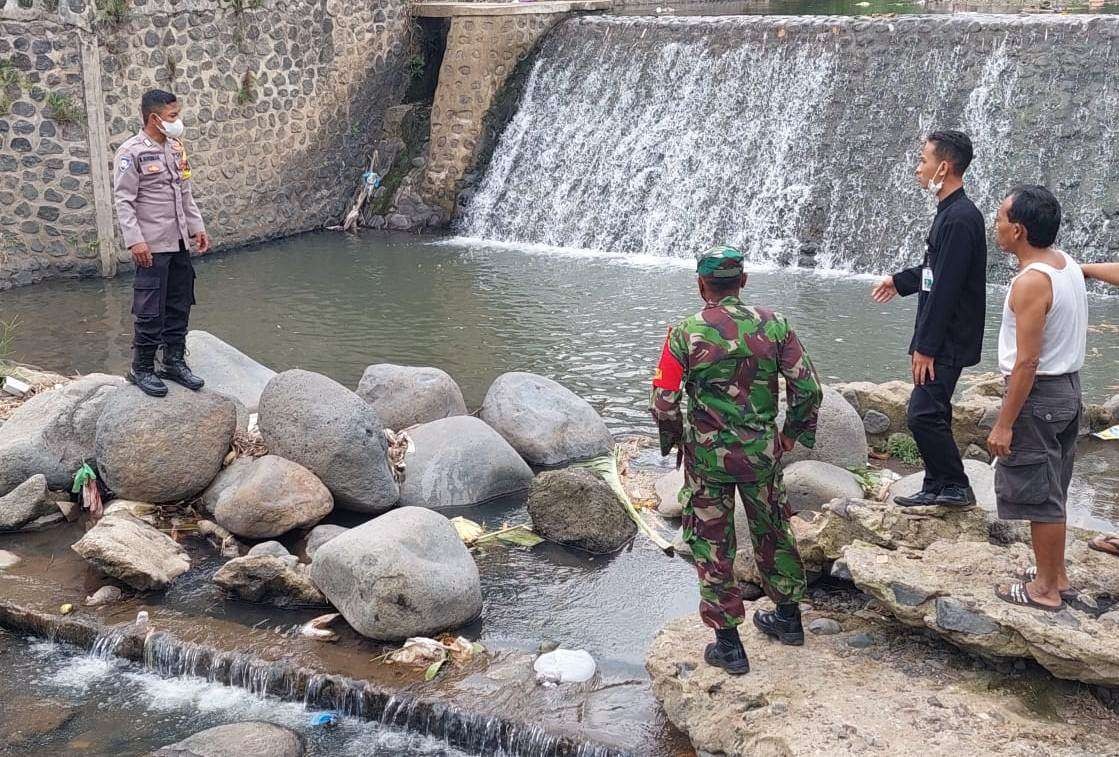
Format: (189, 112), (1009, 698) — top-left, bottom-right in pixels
(995, 373), (1080, 523)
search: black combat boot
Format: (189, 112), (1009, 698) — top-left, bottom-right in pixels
(934, 485), (976, 509)
(159, 343), (205, 390)
(894, 490), (941, 508)
(753, 602), (804, 646)
(704, 627), (750, 675)
(127, 346), (168, 397)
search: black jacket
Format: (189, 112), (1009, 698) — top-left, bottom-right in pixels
(893, 188), (987, 368)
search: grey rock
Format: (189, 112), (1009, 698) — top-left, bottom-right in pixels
(71, 512), (190, 591)
(862, 409), (891, 435)
(201, 455), (333, 539)
(355, 363), (467, 430)
(84, 585), (122, 606)
(890, 581), (932, 607)
(305, 524), (347, 560)
(95, 385), (236, 503)
(399, 416), (534, 510)
(258, 370), (398, 514)
(213, 555), (327, 608)
(0, 474), (54, 531)
(153, 721), (304, 757)
(185, 330), (277, 412)
(830, 558), (852, 581)
(246, 540), (297, 570)
(526, 468), (636, 554)
(479, 372), (613, 466)
(964, 444), (991, 464)
(0, 374), (126, 495)
(654, 468), (684, 518)
(309, 506), (482, 640)
(846, 632), (874, 649)
(1098, 610), (1119, 627)
(779, 387), (868, 469)
(782, 460), (864, 513)
(935, 597), (999, 635)
(808, 618), (841, 635)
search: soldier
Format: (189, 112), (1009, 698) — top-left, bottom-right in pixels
(113, 89), (210, 397)
(650, 246), (823, 675)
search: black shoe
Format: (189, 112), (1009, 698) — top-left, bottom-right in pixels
(893, 490), (940, 508)
(753, 602), (804, 646)
(159, 344), (205, 391)
(934, 485), (976, 509)
(704, 628), (750, 675)
(128, 346), (168, 397)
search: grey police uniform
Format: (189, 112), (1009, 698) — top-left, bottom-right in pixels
(112, 130), (205, 355)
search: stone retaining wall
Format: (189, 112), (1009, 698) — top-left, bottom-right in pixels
(0, 0), (411, 288)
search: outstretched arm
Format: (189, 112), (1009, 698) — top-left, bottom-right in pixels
(1082, 262), (1119, 287)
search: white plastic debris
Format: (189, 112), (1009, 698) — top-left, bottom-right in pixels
(300, 613), (342, 642)
(1, 376), (30, 398)
(533, 648), (596, 685)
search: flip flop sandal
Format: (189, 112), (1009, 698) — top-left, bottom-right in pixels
(1088, 534), (1119, 557)
(995, 582), (1065, 613)
(1019, 566), (1078, 601)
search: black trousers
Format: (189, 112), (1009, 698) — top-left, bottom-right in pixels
(906, 361), (970, 492)
(132, 240), (196, 352)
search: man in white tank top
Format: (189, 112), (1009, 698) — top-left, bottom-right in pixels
(988, 185), (1087, 612)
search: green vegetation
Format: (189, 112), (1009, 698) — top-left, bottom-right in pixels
(235, 70), (257, 106)
(166, 55), (178, 83)
(886, 433), (921, 465)
(223, 0), (263, 11)
(96, 0), (129, 26)
(407, 54), (425, 82)
(0, 59), (24, 89)
(0, 316), (21, 379)
(46, 92), (84, 124)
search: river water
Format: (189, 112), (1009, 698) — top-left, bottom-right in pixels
(5, 231), (1119, 528)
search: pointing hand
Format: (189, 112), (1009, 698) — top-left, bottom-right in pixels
(870, 275), (897, 304)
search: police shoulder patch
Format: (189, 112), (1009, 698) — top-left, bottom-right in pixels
(118, 156), (132, 174)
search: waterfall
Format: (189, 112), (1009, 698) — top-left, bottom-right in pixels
(457, 14), (1119, 275)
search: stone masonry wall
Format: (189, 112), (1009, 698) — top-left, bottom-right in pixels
(0, 0), (411, 289)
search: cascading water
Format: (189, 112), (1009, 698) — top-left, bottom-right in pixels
(458, 14), (1119, 275)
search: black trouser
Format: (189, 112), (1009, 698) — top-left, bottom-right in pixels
(132, 240), (195, 355)
(906, 361), (970, 493)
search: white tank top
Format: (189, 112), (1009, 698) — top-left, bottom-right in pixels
(998, 250), (1088, 376)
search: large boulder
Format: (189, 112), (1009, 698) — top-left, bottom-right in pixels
(0, 474), (55, 531)
(71, 512), (190, 591)
(399, 416), (534, 510)
(95, 385), (236, 503)
(213, 556), (328, 608)
(184, 330), (276, 412)
(782, 460), (863, 513)
(778, 386), (868, 469)
(646, 612), (1116, 757)
(154, 722), (304, 757)
(479, 372), (613, 466)
(845, 538), (1119, 686)
(309, 506), (482, 640)
(355, 363), (467, 430)
(201, 455), (332, 539)
(887, 458), (996, 511)
(0, 374), (126, 495)
(258, 370), (398, 514)
(654, 468), (684, 518)
(526, 468), (636, 554)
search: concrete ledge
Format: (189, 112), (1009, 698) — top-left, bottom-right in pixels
(413, 0), (611, 17)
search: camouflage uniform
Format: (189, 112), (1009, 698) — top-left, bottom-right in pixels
(650, 249), (823, 630)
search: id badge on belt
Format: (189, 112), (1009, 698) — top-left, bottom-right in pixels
(921, 266), (934, 292)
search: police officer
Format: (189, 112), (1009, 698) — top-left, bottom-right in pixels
(113, 89), (209, 397)
(651, 246), (823, 675)
(871, 130), (987, 508)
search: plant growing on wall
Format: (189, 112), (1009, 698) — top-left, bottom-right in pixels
(95, 0), (129, 26)
(0, 315), (21, 379)
(235, 70), (257, 106)
(408, 54), (425, 83)
(46, 92), (84, 124)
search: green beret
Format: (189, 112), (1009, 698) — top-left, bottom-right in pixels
(696, 246), (745, 278)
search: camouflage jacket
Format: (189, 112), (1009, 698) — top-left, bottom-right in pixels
(650, 296), (823, 483)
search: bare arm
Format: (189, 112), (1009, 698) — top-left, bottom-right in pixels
(1082, 262), (1119, 287)
(987, 271), (1051, 458)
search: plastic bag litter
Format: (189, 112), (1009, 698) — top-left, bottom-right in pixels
(533, 648), (596, 685)
(1093, 424), (1119, 441)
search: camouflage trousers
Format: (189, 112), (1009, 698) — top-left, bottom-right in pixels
(681, 464), (808, 630)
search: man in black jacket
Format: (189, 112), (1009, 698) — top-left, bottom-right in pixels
(871, 130), (987, 508)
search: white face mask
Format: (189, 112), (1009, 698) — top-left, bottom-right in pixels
(921, 161), (945, 199)
(158, 117), (185, 139)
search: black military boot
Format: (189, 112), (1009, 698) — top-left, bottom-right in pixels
(934, 485), (976, 509)
(753, 602), (804, 646)
(127, 346), (168, 398)
(894, 490), (940, 508)
(159, 343), (205, 390)
(704, 627), (750, 675)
